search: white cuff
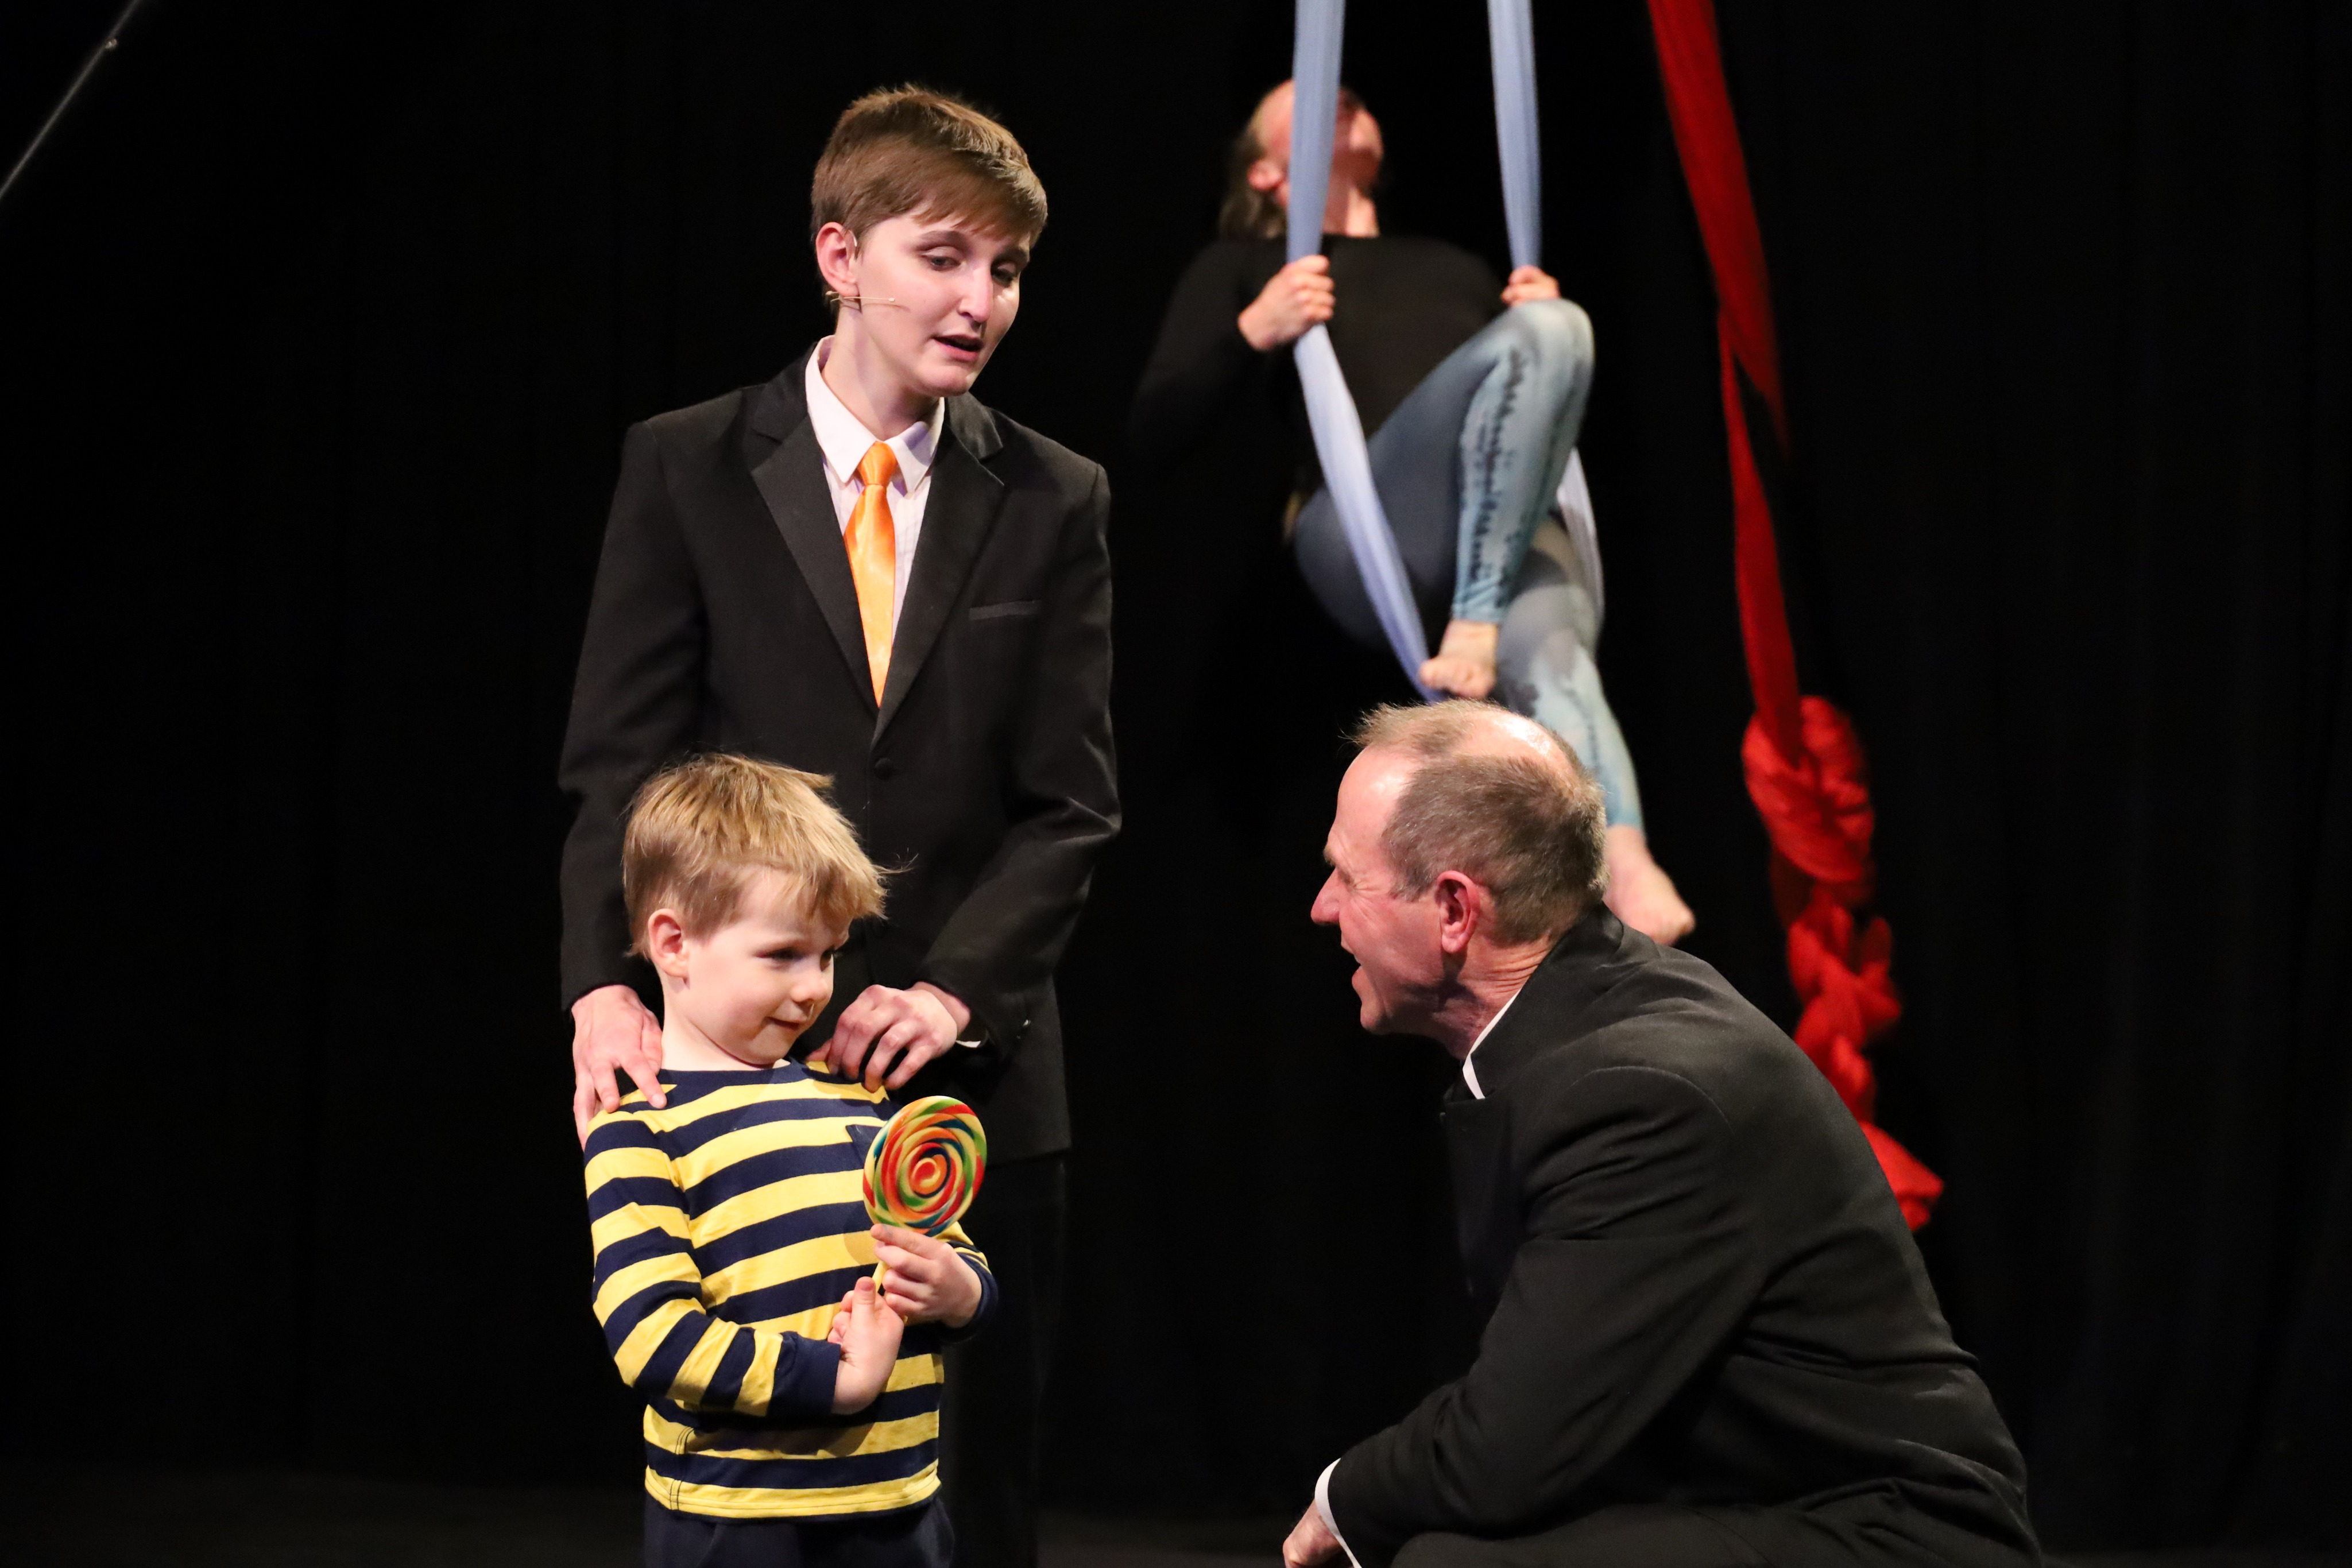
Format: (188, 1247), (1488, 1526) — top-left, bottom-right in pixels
(1314, 1459), (1363, 1568)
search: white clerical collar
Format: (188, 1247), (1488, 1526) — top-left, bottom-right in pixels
(1459, 982), (1528, 1101)
(805, 337), (943, 493)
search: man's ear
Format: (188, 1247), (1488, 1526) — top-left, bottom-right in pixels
(645, 910), (693, 981)
(1432, 871), (1482, 955)
(1247, 158), (1286, 196)
(814, 220), (860, 300)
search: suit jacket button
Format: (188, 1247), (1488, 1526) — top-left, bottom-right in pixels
(872, 757), (898, 780)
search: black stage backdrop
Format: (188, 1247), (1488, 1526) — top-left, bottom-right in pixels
(4, 0), (2345, 1551)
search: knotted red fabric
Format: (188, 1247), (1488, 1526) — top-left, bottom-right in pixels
(1649, 0), (1941, 1227)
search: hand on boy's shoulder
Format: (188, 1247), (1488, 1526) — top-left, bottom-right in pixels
(572, 984), (667, 1145)
(811, 982), (972, 1091)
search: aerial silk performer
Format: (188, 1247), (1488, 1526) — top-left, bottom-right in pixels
(1131, 3), (1695, 943)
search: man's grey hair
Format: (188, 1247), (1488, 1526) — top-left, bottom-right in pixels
(1349, 701), (1608, 944)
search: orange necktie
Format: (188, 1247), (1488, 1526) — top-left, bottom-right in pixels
(845, 442), (899, 702)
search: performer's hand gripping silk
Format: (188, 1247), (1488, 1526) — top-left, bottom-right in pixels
(1132, 83), (1693, 944)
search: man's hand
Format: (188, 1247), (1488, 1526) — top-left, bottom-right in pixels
(1240, 255), (1337, 351)
(1418, 618), (1501, 700)
(1283, 1500), (1344, 1567)
(1604, 823), (1696, 946)
(872, 1225), (984, 1327)
(571, 984), (666, 1144)
(1501, 264), (1561, 307)
(814, 982), (970, 1090)
(825, 1276), (905, 1414)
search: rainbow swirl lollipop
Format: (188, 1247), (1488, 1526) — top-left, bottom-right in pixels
(863, 1095), (988, 1241)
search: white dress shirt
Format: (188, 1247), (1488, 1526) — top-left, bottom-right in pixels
(804, 338), (945, 628)
(1458, 982), (1526, 1101)
(1315, 977), (1532, 1562)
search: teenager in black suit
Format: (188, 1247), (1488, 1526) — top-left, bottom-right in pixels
(1284, 702), (2038, 1568)
(559, 90), (1116, 1568)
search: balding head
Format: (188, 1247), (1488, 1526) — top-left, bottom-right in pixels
(1348, 700), (1607, 944)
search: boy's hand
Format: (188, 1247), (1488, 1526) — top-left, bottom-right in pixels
(1239, 255), (1336, 351)
(572, 984), (666, 1143)
(817, 983), (968, 1090)
(826, 1276), (904, 1414)
(872, 1225), (983, 1328)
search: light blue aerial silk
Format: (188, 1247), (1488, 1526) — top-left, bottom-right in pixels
(1286, 0), (1605, 689)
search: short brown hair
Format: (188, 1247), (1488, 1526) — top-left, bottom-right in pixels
(1349, 702), (1607, 944)
(622, 754), (886, 955)
(811, 86), (1047, 244)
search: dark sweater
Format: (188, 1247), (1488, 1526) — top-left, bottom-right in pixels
(1127, 234), (1504, 491)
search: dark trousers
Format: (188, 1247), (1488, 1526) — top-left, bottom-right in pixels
(937, 1153), (1066, 1568)
(1393, 1506), (1768, 1568)
(644, 1498), (952, 1568)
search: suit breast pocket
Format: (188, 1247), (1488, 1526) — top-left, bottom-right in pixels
(949, 601), (1042, 719)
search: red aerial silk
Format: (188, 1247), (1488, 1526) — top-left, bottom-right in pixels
(1646, 0), (1941, 1227)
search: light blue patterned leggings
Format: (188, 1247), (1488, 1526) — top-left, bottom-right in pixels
(1293, 300), (1644, 828)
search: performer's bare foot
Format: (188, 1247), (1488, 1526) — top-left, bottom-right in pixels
(1419, 618), (1500, 699)
(1604, 824), (1696, 946)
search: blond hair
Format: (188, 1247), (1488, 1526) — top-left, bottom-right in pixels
(1349, 702), (1607, 944)
(811, 86), (1047, 245)
(622, 754), (885, 954)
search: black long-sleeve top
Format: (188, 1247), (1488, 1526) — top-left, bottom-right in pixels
(1127, 234), (1504, 492)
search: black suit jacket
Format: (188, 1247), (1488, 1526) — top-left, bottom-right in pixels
(557, 350), (1118, 1160)
(1328, 912), (2038, 1568)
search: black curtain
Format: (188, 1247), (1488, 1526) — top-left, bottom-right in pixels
(4, 0), (2343, 1550)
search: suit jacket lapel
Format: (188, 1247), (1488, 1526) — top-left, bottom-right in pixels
(745, 354), (873, 712)
(876, 394), (1007, 736)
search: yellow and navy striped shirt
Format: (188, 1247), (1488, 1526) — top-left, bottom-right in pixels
(584, 1062), (994, 1520)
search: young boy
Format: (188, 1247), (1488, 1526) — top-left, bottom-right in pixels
(585, 753), (995, 1568)
(561, 87), (1116, 1566)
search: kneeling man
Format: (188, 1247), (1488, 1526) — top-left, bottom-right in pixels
(1288, 702), (2038, 1568)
